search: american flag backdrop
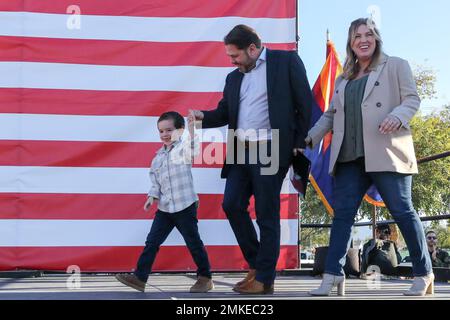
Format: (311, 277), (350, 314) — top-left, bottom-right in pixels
(0, 0), (299, 272)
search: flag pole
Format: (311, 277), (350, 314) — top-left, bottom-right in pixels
(372, 205), (377, 240)
(326, 29), (331, 58)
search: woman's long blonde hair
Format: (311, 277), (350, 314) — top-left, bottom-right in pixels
(343, 18), (383, 80)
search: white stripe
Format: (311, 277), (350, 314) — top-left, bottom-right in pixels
(0, 219), (298, 246)
(0, 166), (297, 194)
(0, 114), (228, 143)
(0, 62), (233, 92)
(0, 12), (296, 43)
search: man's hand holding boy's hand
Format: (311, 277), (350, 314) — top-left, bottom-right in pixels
(188, 109), (204, 122)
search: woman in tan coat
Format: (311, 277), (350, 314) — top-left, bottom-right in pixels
(306, 18), (433, 296)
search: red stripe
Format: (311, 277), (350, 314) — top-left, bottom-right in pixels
(328, 50), (340, 108)
(321, 132), (332, 154)
(0, 140), (226, 168)
(0, 0), (296, 18)
(0, 88), (223, 116)
(312, 80), (326, 112)
(0, 36), (232, 67)
(0, 193), (299, 220)
(319, 45), (341, 153)
(0, 36), (295, 67)
(0, 245), (298, 272)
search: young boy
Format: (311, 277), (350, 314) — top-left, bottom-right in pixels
(115, 111), (213, 293)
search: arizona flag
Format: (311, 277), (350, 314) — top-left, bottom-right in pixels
(0, 1), (299, 272)
(305, 39), (342, 215)
(305, 39), (385, 215)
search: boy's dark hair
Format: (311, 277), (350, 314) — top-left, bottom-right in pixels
(224, 24), (261, 50)
(426, 230), (436, 236)
(157, 111), (185, 129)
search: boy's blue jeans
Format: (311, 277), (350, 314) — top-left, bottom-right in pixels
(134, 202), (211, 282)
(325, 158), (432, 277)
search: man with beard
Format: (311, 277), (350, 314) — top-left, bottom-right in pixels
(189, 25), (312, 294)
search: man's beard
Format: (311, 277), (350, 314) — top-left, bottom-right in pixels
(238, 53), (257, 73)
(241, 62), (256, 73)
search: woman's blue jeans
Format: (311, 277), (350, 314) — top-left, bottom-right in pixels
(325, 158), (432, 277)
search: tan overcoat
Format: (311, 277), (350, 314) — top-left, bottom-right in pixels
(308, 54), (420, 175)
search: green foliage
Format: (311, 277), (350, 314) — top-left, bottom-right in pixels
(410, 106), (450, 216)
(359, 107), (450, 219)
(413, 64), (437, 100)
(299, 187), (332, 248)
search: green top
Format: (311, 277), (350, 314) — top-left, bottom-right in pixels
(337, 74), (369, 163)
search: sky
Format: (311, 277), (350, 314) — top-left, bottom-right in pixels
(298, 0), (450, 115)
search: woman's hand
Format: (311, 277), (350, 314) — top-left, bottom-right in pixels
(304, 136), (312, 148)
(379, 115), (402, 134)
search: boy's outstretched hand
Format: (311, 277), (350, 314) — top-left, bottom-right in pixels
(188, 113), (195, 136)
(144, 197), (155, 211)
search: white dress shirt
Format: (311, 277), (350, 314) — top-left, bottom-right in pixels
(236, 47), (272, 142)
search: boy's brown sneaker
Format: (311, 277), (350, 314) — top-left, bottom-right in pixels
(115, 273), (146, 292)
(190, 276), (214, 293)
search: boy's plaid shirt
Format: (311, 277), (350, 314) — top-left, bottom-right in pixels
(147, 135), (200, 213)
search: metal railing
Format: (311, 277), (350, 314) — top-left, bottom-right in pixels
(301, 214), (450, 229)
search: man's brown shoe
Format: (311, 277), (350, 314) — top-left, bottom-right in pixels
(233, 269), (256, 290)
(115, 273), (146, 292)
(190, 276), (214, 293)
(233, 279), (274, 294)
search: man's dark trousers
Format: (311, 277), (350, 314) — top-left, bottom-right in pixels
(221, 143), (288, 285)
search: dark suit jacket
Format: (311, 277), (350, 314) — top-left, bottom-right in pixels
(201, 49), (312, 178)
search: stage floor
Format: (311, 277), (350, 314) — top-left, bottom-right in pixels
(0, 272), (449, 300)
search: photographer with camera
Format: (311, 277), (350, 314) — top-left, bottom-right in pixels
(361, 224), (402, 277)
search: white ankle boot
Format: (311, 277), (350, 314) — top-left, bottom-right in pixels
(309, 273), (345, 296)
(404, 273), (435, 296)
